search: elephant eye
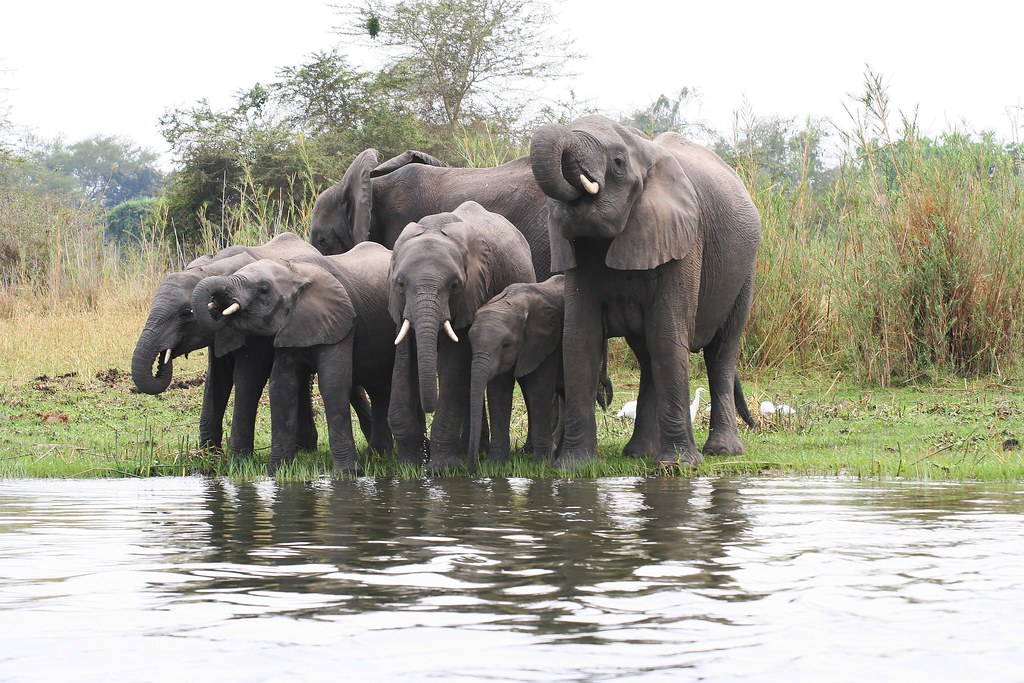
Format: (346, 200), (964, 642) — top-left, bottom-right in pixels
(612, 155), (626, 170)
(180, 308), (193, 319)
(259, 283), (271, 294)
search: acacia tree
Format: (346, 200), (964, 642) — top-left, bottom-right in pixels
(337, 0), (574, 133)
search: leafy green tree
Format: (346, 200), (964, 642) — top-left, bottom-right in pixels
(106, 197), (161, 244)
(620, 88), (715, 140)
(338, 0), (574, 133)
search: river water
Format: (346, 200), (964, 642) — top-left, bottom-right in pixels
(1, 476), (1022, 681)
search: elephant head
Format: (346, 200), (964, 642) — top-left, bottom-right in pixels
(466, 277), (565, 465)
(191, 259), (355, 350)
(131, 251), (256, 395)
(388, 205), (500, 414)
(529, 115), (701, 271)
(310, 149), (449, 255)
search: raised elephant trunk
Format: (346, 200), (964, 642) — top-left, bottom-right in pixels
(466, 355), (495, 473)
(531, 124), (603, 202)
(131, 327), (173, 395)
(191, 275), (239, 331)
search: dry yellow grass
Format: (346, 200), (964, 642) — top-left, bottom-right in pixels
(0, 285), (207, 384)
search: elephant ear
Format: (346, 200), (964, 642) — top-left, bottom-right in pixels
(275, 262), (355, 348)
(604, 147), (701, 271)
(447, 204), (497, 330)
(213, 328), (246, 358)
(341, 149), (380, 245)
(370, 150), (448, 177)
(546, 204), (577, 272)
(514, 298), (563, 378)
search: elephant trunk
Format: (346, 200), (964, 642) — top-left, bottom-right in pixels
(466, 355), (496, 474)
(131, 327), (173, 395)
(191, 275), (237, 331)
(411, 303), (445, 414)
(531, 124), (603, 202)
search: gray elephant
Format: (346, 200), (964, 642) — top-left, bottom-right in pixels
(131, 233), (329, 458)
(387, 201), (536, 472)
(191, 243), (395, 476)
(309, 148), (554, 282)
(530, 115), (759, 469)
(467, 276), (566, 472)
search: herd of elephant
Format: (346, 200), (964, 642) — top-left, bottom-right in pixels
(130, 115), (761, 476)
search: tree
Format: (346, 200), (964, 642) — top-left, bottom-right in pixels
(620, 88), (715, 141)
(337, 0), (574, 133)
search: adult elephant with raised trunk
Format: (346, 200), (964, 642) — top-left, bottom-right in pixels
(387, 201), (536, 473)
(530, 115), (759, 469)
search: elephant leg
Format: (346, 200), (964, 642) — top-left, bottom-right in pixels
(365, 384), (394, 456)
(623, 335), (660, 457)
(316, 342), (361, 476)
(199, 351), (233, 450)
(427, 338), (472, 472)
(519, 354), (560, 461)
(350, 386), (373, 447)
(646, 273), (701, 467)
(556, 273), (604, 467)
(389, 338), (427, 464)
(702, 272), (754, 456)
(267, 352), (303, 476)
(228, 342), (273, 461)
(295, 371), (319, 452)
(484, 372), (515, 464)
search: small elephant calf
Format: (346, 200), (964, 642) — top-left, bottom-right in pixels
(467, 276), (566, 472)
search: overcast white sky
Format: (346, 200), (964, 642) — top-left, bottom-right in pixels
(2, 0), (1023, 165)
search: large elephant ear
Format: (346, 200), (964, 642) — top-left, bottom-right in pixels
(447, 204), (498, 330)
(275, 262), (355, 348)
(342, 149), (380, 245)
(370, 150), (448, 177)
(604, 147), (701, 271)
(514, 297), (563, 378)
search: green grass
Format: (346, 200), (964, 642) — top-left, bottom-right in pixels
(1, 358), (1020, 481)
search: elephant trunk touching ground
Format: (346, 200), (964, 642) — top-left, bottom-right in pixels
(466, 353), (497, 473)
(131, 327), (175, 395)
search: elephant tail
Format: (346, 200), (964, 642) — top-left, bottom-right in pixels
(735, 377), (756, 429)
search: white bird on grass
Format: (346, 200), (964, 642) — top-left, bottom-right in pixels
(760, 400), (795, 418)
(615, 387), (707, 423)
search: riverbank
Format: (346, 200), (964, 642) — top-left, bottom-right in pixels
(1, 333), (1020, 480)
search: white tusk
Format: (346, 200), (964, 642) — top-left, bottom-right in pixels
(222, 302), (240, 316)
(208, 302), (216, 310)
(443, 320), (459, 343)
(394, 318), (411, 346)
(580, 174), (600, 195)
(163, 349), (172, 365)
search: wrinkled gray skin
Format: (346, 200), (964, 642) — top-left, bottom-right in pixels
(309, 148), (554, 283)
(131, 233), (333, 458)
(191, 243), (395, 476)
(530, 115), (760, 468)
(467, 276), (566, 473)
(388, 201), (536, 473)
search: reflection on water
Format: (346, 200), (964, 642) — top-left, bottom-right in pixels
(1, 477), (1023, 681)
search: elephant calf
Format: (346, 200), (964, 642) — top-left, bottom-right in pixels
(192, 243), (395, 476)
(387, 201), (536, 473)
(467, 276), (567, 472)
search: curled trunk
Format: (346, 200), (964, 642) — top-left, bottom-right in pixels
(191, 275), (234, 331)
(530, 124), (584, 202)
(131, 328), (173, 395)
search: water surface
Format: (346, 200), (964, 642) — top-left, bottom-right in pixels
(1, 476), (1023, 681)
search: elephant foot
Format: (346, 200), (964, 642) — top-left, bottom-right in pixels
(199, 438), (223, 453)
(395, 435), (428, 464)
(296, 437), (318, 452)
(367, 435), (394, 457)
(622, 438), (659, 458)
(332, 462), (364, 478)
(229, 448), (255, 464)
(703, 431), (746, 456)
(553, 447), (597, 471)
(654, 446), (702, 473)
(425, 453), (463, 476)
